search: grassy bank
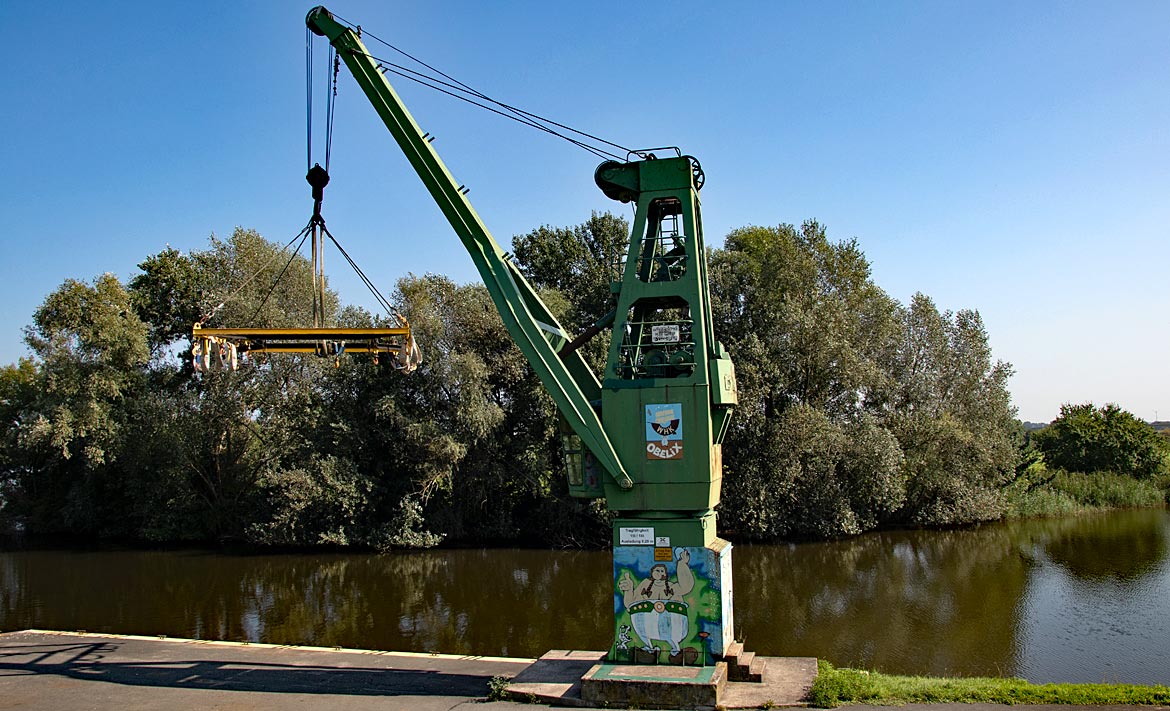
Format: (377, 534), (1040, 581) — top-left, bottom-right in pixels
(1005, 468), (1167, 519)
(809, 660), (1170, 707)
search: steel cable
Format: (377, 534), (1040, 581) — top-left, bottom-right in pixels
(327, 12), (640, 162)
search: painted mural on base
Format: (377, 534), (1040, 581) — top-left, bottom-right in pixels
(611, 543), (731, 665)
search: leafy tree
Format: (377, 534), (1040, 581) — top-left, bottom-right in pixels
(711, 222), (908, 537)
(511, 211), (627, 328)
(384, 274), (601, 545)
(124, 229), (345, 539)
(107, 375), (277, 541)
(721, 404), (904, 538)
(247, 454), (372, 547)
(0, 214), (1025, 547)
(511, 212), (628, 370)
(10, 274), (150, 531)
(4, 229), (355, 539)
(886, 295), (1018, 524)
(711, 221), (903, 419)
(0, 359), (39, 527)
(129, 227), (342, 361)
(892, 411), (1008, 525)
(194, 227), (339, 330)
(710, 222), (1017, 536)
(1034, 403), (1170, 480)
(129, 247), (202, 355)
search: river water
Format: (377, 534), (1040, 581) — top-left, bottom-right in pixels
(2, 508), (1167, 684)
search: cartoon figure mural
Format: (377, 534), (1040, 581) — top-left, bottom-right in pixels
(619, 549), (694, 658)
(612, 543), (730, 665)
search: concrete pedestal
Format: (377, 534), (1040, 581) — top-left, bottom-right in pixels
(609, 516), (733, 665)
(581, 660), (727, 709)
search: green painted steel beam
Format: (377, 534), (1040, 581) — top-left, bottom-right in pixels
(306, 6), (631, 490)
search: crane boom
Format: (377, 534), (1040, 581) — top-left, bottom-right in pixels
(306, 6), (632, 490)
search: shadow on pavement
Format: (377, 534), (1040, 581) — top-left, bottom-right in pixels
(0, 640), (494, 697)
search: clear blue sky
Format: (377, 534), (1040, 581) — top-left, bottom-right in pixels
(1, 1), (1166, 423)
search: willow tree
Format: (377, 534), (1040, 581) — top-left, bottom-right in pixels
(9, 274), (150, 532)
(709, 221), (1017, 537)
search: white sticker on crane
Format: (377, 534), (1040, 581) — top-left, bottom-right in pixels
(651, 325), (681, 343)
(619, 527), (654, 546)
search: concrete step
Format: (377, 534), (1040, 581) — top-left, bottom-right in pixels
(722, 640), (744, 665)
(725, 648), (769, 683)
(747, 654), (768, 683)
(729, 650), (756, 681)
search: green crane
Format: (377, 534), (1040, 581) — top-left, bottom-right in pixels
(307, 7), (736, 666)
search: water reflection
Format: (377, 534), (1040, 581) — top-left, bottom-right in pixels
(2, 509), (1168, 683)
(0, 547), (614, 658)
(735, 526), (1029, 677)
(1016, 510), (1170, 684)
(1040, 510), (1166, 581)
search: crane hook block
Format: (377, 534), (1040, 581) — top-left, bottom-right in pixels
(307, 163), (330, 218)
(307, 163), (330, 202)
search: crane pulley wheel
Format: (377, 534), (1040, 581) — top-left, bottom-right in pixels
(686, 155), (705, 191)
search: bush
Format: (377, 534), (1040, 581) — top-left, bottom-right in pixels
(721, 405), (905, 539)
(892, 412), (1009, 526)
(1034, 403), (1170, 480)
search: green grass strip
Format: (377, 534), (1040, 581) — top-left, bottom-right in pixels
(808, 661), (1170, 707)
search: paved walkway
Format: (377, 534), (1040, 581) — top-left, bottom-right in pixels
(2, 630), (1166, 711)
(0, 630), (534, 710)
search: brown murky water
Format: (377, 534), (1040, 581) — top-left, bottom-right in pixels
(2, 508), (1167, 683)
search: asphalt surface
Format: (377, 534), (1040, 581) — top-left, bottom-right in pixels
(0, 630), (535, 710)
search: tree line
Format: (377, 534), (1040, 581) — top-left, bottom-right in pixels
(1, 216), (1164, 547)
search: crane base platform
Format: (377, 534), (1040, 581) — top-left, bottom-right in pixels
(505, 649), (817, 709)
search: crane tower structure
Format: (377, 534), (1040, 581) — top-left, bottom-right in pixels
(307, 6), (737, 666)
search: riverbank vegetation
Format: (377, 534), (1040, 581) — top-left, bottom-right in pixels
(1006, 402), (1170, 519)
(809, 660), (1170, 707)
(1, 217), (1165, 548)
(1007, 470), (1166, 518)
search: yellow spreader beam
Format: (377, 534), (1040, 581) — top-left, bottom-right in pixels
(192, 324), (420, 372)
